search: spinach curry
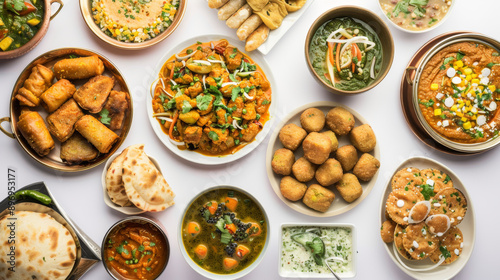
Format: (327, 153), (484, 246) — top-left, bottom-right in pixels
(181, 188), (267, 274)
(309, 17), (383, 91)
(0, 0), (44, 51)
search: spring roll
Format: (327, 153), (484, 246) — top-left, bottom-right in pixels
(75, 115), (119, 153)
(40, 79), (76, 113)
(61, 132), (99, 164)
(54, 55), (105, 80)
(73, 75), (115, 113)
(104, 90), (130, 130)
(18, 111), (55, 157)
(46, 99), (84, 142)
(237, 14), (263, 41)
(208, 0), (229, 9)
(245, 24), (270, 52)
(15, 64), (54, 107)
(226, 4), (253, 29)
(218, 0), (246, 21)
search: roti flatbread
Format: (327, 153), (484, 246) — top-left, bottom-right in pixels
(105, 146), (134, 207)
(0, 211), (76, 280)
(122, 144), (175, 212)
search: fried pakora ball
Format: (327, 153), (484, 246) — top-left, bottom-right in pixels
(350, 124), (376, 152)
(302, 184), (335, 212)
(326, 107), (355, 136)
(335, 173), (362, 203)
(300, 108), (325, 132)
(271, 148), (295, 175)
(279, 123), (307, 151)
(292, 157), (316, 182)
(380, 220), (396, 243)
(335, 145), (358, 172)
(280, 176), (307, 201)
(353, 153), (380, 181)
(302, 132), (331, 165)
(315, 158), (343, 186)
(321, 130), (338, 153)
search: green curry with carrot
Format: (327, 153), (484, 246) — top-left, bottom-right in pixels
(309, 17), (383, 91)
(0, 0), (44, 51)
(181, 188), (267, 274)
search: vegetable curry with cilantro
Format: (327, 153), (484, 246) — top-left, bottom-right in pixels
(151, 39), (272, 156)
(104, 222), (168, 280)
(0, 0), (44, 51)
(380, 0), (453, 31)
(181, 188), (267, 274)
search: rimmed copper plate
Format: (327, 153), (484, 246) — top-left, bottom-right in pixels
(3, 48), (133, 171)
(400, 31), (483, 156)
(79, 0), (187, 50)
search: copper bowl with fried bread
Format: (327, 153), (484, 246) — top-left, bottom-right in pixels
(0, 48), (133, 171)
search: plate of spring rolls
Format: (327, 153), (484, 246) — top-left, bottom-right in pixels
(207, 0), (316, 54)
(0, 48), (133, 171)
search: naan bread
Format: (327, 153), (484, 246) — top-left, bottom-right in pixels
(0, 211), (77, 280)
(122, 144), (175, 212)
(284, 0), (306, 12)
(105, 146), (134, 207)
(255, 0), (288, 30)
(247, 0), (268, 12)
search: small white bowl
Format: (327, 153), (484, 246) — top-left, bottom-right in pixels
(278, 223), (357, 278)
(101, 149), (163, 215)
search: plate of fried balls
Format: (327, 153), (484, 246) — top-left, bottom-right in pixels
(266, 101), (381, 217)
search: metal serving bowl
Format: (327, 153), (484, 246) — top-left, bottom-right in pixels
(305, 5), (394, 95)
(0, 0), (64, 59)
(408, 33), (500, 153)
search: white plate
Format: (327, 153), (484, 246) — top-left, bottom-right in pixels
(266, 101), (380, 217)
(278, 223), (357, 278)
(146, 34), (276, 165)
(257, 0), (316, 55)
(379, 156), (476, 280)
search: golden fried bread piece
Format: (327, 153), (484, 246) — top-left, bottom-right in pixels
(279, 123), (307, 151)
(60, 132), (99, 164)
(429, 226), (463, 265)
(352, 153), (380, 181)
(271, 148), (295, 175)
(302, 184), (335, 213)
(40, 79), (76, 113)
(430, 188), (467, 226)
(302, 132), (331, 165)
(335, 173), (362, 203)
(349, 124), (376, 153)
(386, 189), (425, 225)
(73, 75), (115, 113)
(391, 167), (425, 191)
(46, 99), (84, 142)
(402, 222), (439, 260)
(292, 157), (316, 182)
(326, 107), (355, 136)
(394, 224), (413, 260)
(380, 220), (396, 243)
(280, 176), (307, 201)
(336, 145), (358, 172)
(300, 108), (325, 132)
(103, 90), (130, 130)
(321, 130), (338, 153)
(315, 158), (343, 186)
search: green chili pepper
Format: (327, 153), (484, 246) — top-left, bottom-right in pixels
(14, 190), (52, 205)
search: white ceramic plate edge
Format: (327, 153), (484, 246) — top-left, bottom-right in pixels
(378, 156), (476, 280)
(265, 101), (381, 217)
(146, 34), (277, 165)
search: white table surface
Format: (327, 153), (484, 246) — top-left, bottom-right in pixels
(0, 0), (498, 279)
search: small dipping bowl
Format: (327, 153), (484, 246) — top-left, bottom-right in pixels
(101, 216), (170, 280)
(305, 5), (394, 95)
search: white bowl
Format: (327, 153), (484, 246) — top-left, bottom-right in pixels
(146, 34), (277, 165)
(101, 149), (163, 215)
(278, 223), (357, 278)
(377, 0), (456, 34)
(178, 185), (270, 279)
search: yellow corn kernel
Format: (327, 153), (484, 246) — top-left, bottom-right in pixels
(430, 83), (439, 90)
(478, 86), (484, 91)
(115, 29), (121, 36)
(471, 78), (480, 84)
(489, 85), (496, 92)
(465, 75), (472, 81)
(461, 117), (468, 122)
(450, 105), (457, 112)
(0, 18), (4, 26)
(27, 18), (40, 26)
(463, 122), (472, 130)
(456, 111), (464, 117)
(471, 73), (478, 78)
(459, 103), (465, 108)
(454, 60), (464, 68)
(463, 107), (468, 113)
(0, 36), (13, 51)
(463, 68), (473, 75)
(458, 99), (464, 104)
(466, 100), (471, 106)
(471, 122), (476, 127)
(472, 115), (477, 120)
(434, 109), (442, 116)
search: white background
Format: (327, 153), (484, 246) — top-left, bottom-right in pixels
(0, 0), (498, 279)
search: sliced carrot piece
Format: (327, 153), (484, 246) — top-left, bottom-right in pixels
(223, 257), (239, 271)
(194, 244), (208, 259)
(225, 223), (237, 234)
(246, 222), (261, 237)
(168, 110), (179, 140)
(351, 44), (356, 72)
(206, 201), (218, 215)
(235, 245), (250, 260)
(187, 221), (201, 237)
(328, 42), (334, 65)
(225, 197), (238, 212)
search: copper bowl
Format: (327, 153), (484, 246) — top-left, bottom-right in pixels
(0, 0), (64, 60)
(305, 5), (394, 95)
(79, 0), (187, 50)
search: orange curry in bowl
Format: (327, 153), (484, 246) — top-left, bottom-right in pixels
(151, 39), (272, 156)
(417, 41), (500, 144)
(104, 222), (168, 280)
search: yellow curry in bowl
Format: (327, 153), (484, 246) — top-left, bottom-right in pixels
(151, 39), (272, 156)
(181, 188), (268, 275)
